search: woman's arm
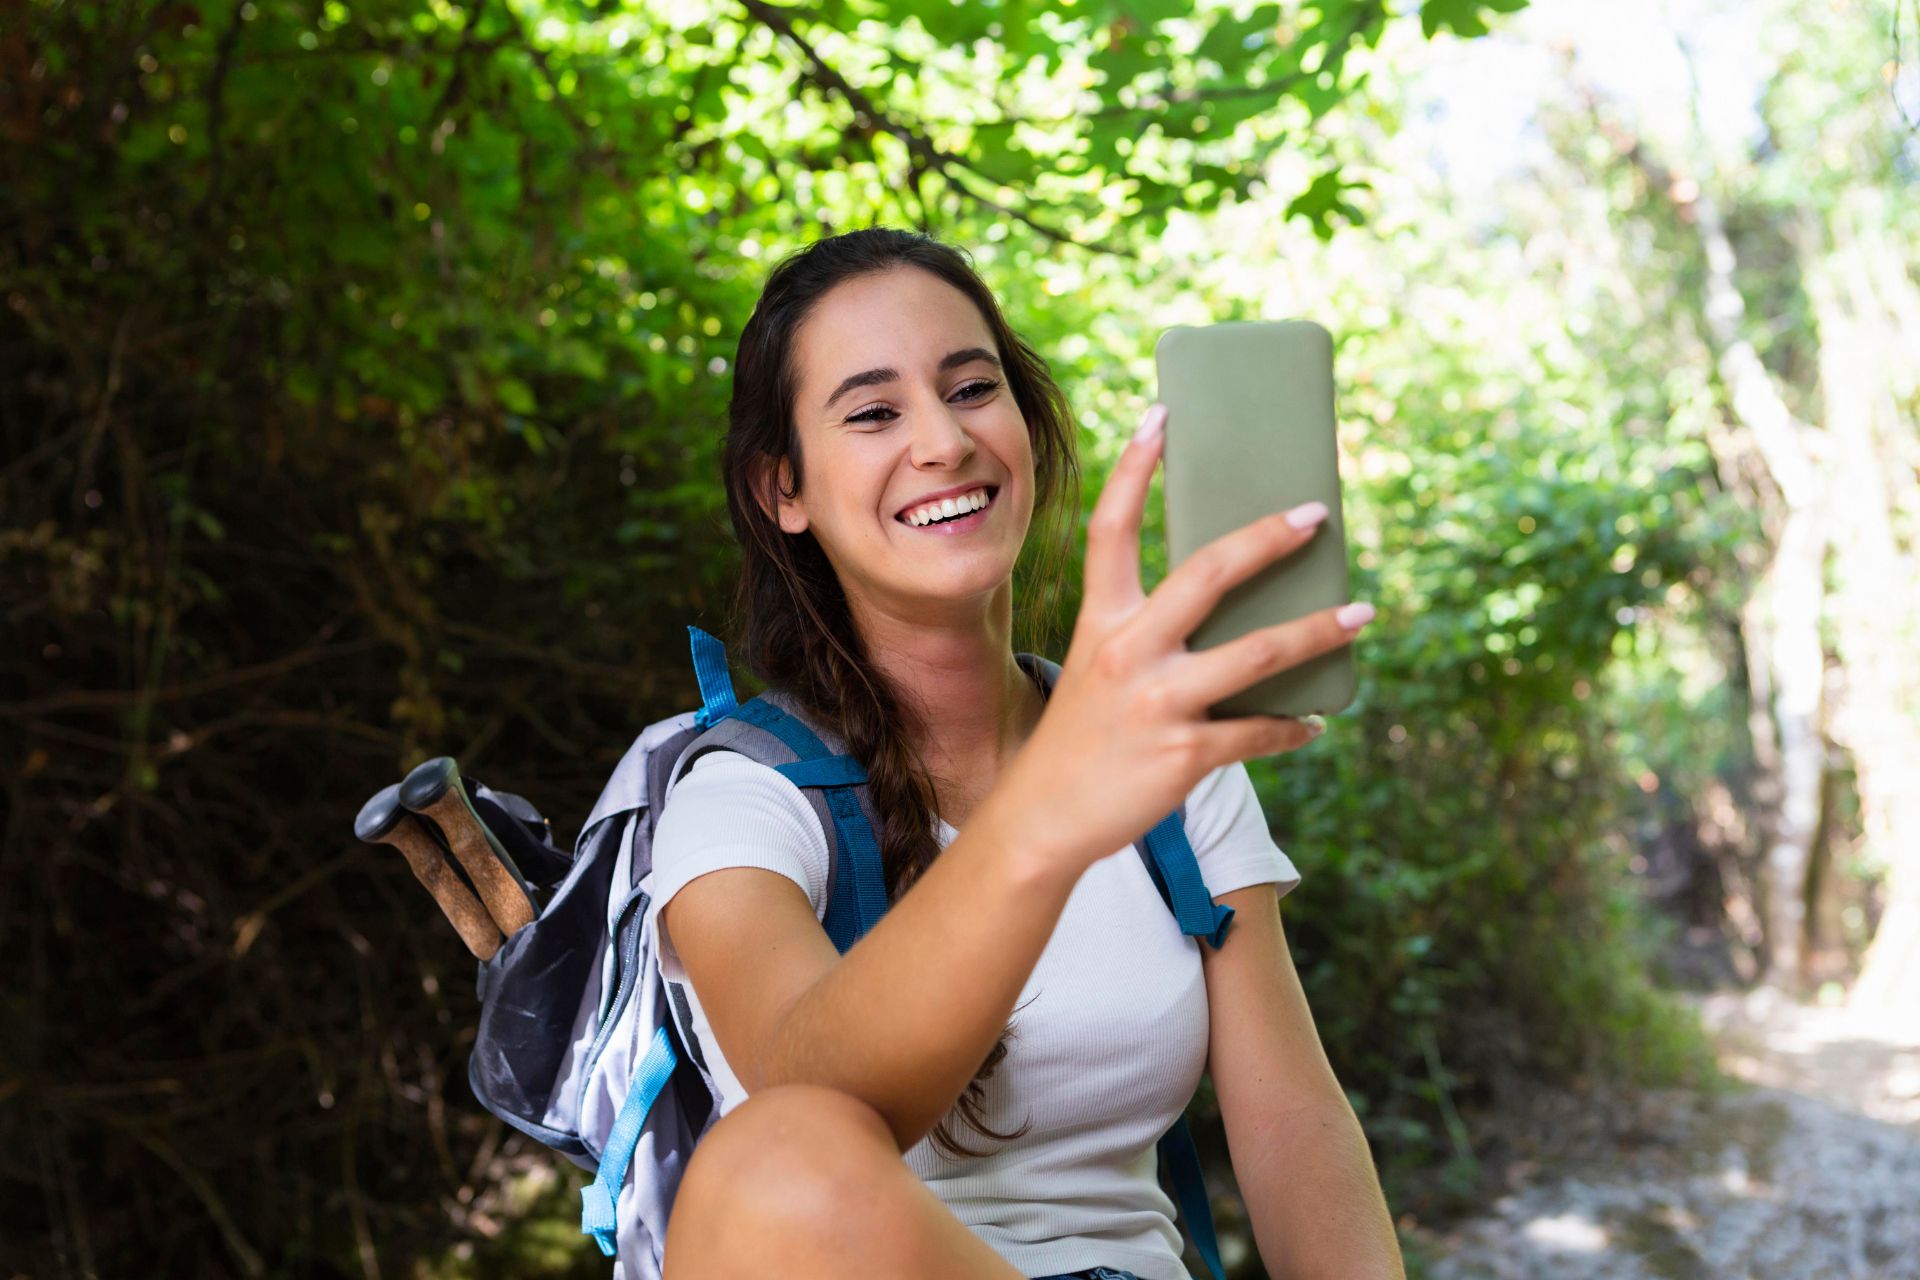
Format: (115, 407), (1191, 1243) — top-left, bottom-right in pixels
(666, 795), (1081, 1155)
(1201, 883), (1406, 1279)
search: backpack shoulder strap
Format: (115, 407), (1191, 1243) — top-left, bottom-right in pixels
(669, 628), (887, 953)
(1014, 652), (1235, 949)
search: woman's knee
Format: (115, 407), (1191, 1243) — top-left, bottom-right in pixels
(671, 1083), (907, 1233)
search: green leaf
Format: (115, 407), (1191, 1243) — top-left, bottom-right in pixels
(969, 142), (1044, 188)
(1196, 3), (1279, 66)
(1419, 0), (1529, 39)
(1285, 168), (1371, 239)
(495, 377), (536, 415)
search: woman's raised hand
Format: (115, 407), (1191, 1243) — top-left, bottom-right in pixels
(989, 401), (1373, 873)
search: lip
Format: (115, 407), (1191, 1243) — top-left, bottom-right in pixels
(893, 483), (999, 523)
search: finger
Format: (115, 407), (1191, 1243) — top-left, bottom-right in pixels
(1196, 712), (1326, 769)
(1164, 603), (1370, 713)
(1080, 402), (1167, 615)
(1130, 502), (1326, 655)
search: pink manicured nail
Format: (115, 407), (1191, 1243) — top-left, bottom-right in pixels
(1286, 501), (1329, 529)
(1134, 403), (1168, 446)
(1336, 602), (1375, 630)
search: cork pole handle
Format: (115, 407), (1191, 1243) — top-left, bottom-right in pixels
(398, 757), (538, 937)
(355, 784), (502, 960)
(385, 818), (503, 960)
(411, 791), (536, 935)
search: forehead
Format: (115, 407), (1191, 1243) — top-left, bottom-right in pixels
(793, 266), (995, 390)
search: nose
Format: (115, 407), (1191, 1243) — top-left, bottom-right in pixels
(907, 401), (976, 470)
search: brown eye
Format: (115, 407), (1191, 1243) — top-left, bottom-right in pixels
(845, 379), (999, 426)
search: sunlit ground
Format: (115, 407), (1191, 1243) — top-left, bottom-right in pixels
(1407, 986), (1920, 1277)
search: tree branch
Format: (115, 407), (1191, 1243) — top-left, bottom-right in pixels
(738, 0), (1133, 255)
(194, 0), (249, 227)
(0, 636), (383, 718)
(956, 0), (1384, 129)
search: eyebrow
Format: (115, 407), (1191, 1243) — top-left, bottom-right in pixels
(823, 347), (1003, 411)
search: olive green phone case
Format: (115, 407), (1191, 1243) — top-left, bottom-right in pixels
(1154, 319), (1357, 719)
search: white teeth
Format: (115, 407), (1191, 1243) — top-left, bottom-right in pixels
(904, 488), (989, 526)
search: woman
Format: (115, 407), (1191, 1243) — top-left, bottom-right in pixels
(644, 228), (1401, 1279)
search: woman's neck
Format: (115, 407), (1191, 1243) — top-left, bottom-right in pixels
(851, 583), (1046, 793)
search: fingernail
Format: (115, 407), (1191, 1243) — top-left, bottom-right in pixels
(1336, 602), (1375, 630)
(1286, 500), (1329, 530)
(1303, 714), (1327, 737)
(1134, 403), (1168, 446)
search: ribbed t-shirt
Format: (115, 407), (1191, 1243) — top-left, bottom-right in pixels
(642, 748), (1301, 1280)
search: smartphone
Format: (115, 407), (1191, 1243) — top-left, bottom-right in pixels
(1154, 319), (1357, 719)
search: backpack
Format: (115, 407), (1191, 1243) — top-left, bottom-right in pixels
(464, 624), (1241, 1279)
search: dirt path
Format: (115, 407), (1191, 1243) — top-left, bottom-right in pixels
(1402, 988), (1920, 1278)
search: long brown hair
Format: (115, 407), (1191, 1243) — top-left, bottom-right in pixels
(720, 227), (1081, 1158)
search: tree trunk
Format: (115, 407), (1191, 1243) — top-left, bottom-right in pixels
(1689, 187), (1831, 992)
(1593, 81), (1833, 994)
(1800, 196), (1920, 1037)
(1596, 22), (1915, 1017)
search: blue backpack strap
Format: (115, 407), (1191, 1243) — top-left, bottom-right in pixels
(1158, 1114), (1228, 1280)
(579, 1024), (678, 1255)
(1016, 651), (1234, 950)
(777, 771), (883, 950)
(687, 625), (739, 728)
(676, 629), (890, 953)
(1137, 813), (1232, 1280)
(1138, 812), (1236, 949)
(729, 697), (887, 953)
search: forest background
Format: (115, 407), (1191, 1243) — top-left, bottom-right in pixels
(3, 0), (1916, 1275)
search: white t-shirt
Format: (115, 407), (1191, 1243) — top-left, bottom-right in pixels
(643, 748), (1302, 1280)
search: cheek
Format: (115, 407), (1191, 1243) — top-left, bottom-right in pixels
(1012, 425), (1038, 495)
(999, 408), (1035, 470)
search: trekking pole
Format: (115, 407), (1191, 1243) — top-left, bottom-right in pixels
(356, 784), (504, 961)
(398, 756), (538, 936)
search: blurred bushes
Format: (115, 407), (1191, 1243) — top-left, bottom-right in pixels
(2, 0), (1751, 1274)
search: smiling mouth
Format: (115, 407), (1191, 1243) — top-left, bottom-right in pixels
(896, 486), (999, 527)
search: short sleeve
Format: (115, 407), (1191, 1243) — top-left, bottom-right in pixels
(644, 749), (833, 984)
(1180, 760), (1302, 902)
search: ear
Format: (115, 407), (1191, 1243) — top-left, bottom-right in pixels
(751, 454), (809, 535)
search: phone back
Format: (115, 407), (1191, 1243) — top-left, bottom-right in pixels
(1155, 320), (1356, 718)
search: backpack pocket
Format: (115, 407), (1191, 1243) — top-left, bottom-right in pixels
(468, 806), (631, 1165)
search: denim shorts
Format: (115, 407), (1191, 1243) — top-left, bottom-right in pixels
(1029, 1270), (1142, 1280)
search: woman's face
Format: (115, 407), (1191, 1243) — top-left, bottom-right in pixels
(768, 265), (1036, 624)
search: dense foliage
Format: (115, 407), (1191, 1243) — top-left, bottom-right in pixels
(1, 0), (1820, 1275)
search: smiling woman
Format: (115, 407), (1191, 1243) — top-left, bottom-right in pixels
(647, 228), (1386, 1279)
(682, 229), (1085, 1169)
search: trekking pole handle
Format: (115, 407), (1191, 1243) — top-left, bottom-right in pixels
(398, 756), (538, 936)
(356, 784), (503, 960)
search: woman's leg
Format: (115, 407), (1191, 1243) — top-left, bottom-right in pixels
(661, 1082), (1028, 1280)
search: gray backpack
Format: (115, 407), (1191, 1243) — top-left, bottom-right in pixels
(466, 626), (1236, 1279)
